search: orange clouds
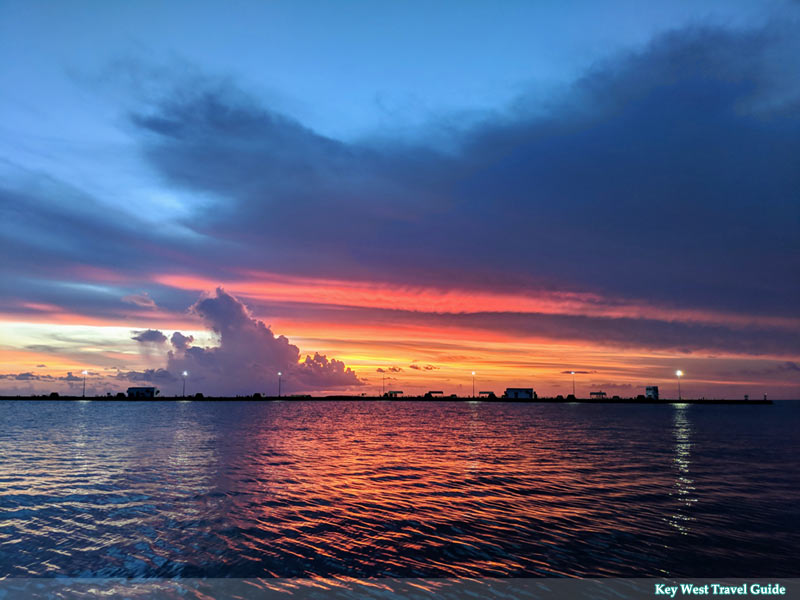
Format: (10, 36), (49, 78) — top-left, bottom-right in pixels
(154, 272), (798, 329)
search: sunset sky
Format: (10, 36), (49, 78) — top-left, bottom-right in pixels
(1, 0), (798, 398)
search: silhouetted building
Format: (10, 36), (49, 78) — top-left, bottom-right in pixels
(424, 390), (443, 398)
(589, 391), (607, 399)
(385, 390), (403, 398)
(127, 386), (157, 398)
(646, 386), (659, 400)
(478, 391), (497, 399)
(504, 388), (534, 399)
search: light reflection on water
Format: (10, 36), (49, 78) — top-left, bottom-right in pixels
(0, 400), (797, 577)
(668, 404), (696, 535)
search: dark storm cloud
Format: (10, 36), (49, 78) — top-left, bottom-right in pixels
(132, 329), (168, 344)
(129, 23), (800, 320)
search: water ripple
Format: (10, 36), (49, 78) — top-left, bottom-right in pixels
(0, 400), (798, 577)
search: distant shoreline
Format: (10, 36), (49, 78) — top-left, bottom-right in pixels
(0, 395), (774, 404)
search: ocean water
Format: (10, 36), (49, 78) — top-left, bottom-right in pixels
(0, 400), (797, 578)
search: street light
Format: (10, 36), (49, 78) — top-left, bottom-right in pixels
(182, 371), (188, 397)
(81, 370), (88, 398)
(472, 371), (476, 398)
(676, 370), (683, 400)
(570, 371), (576, 397)
(278, 371), (282, 397)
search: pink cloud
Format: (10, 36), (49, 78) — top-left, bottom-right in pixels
(122, 293), (157, 309)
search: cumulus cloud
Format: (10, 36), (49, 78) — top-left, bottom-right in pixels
(170, 331), (194, 351)
(164, 288), (361, 395)
(132, 329), (168, 344)
(13, 290), (362, 396)
(295, 353), (362, 388)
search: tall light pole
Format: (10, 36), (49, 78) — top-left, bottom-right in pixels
(571, 371), (576, 397)
(278, 371), (282, 397)
(472, 371), (476, 398)
(82, 370), (88, 398)
(676, 370), (683, 401)
(382, 373), (385, 397)
(182, 371), (188, 397)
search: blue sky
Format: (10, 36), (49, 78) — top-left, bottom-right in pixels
(2, 0), (790, 139)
